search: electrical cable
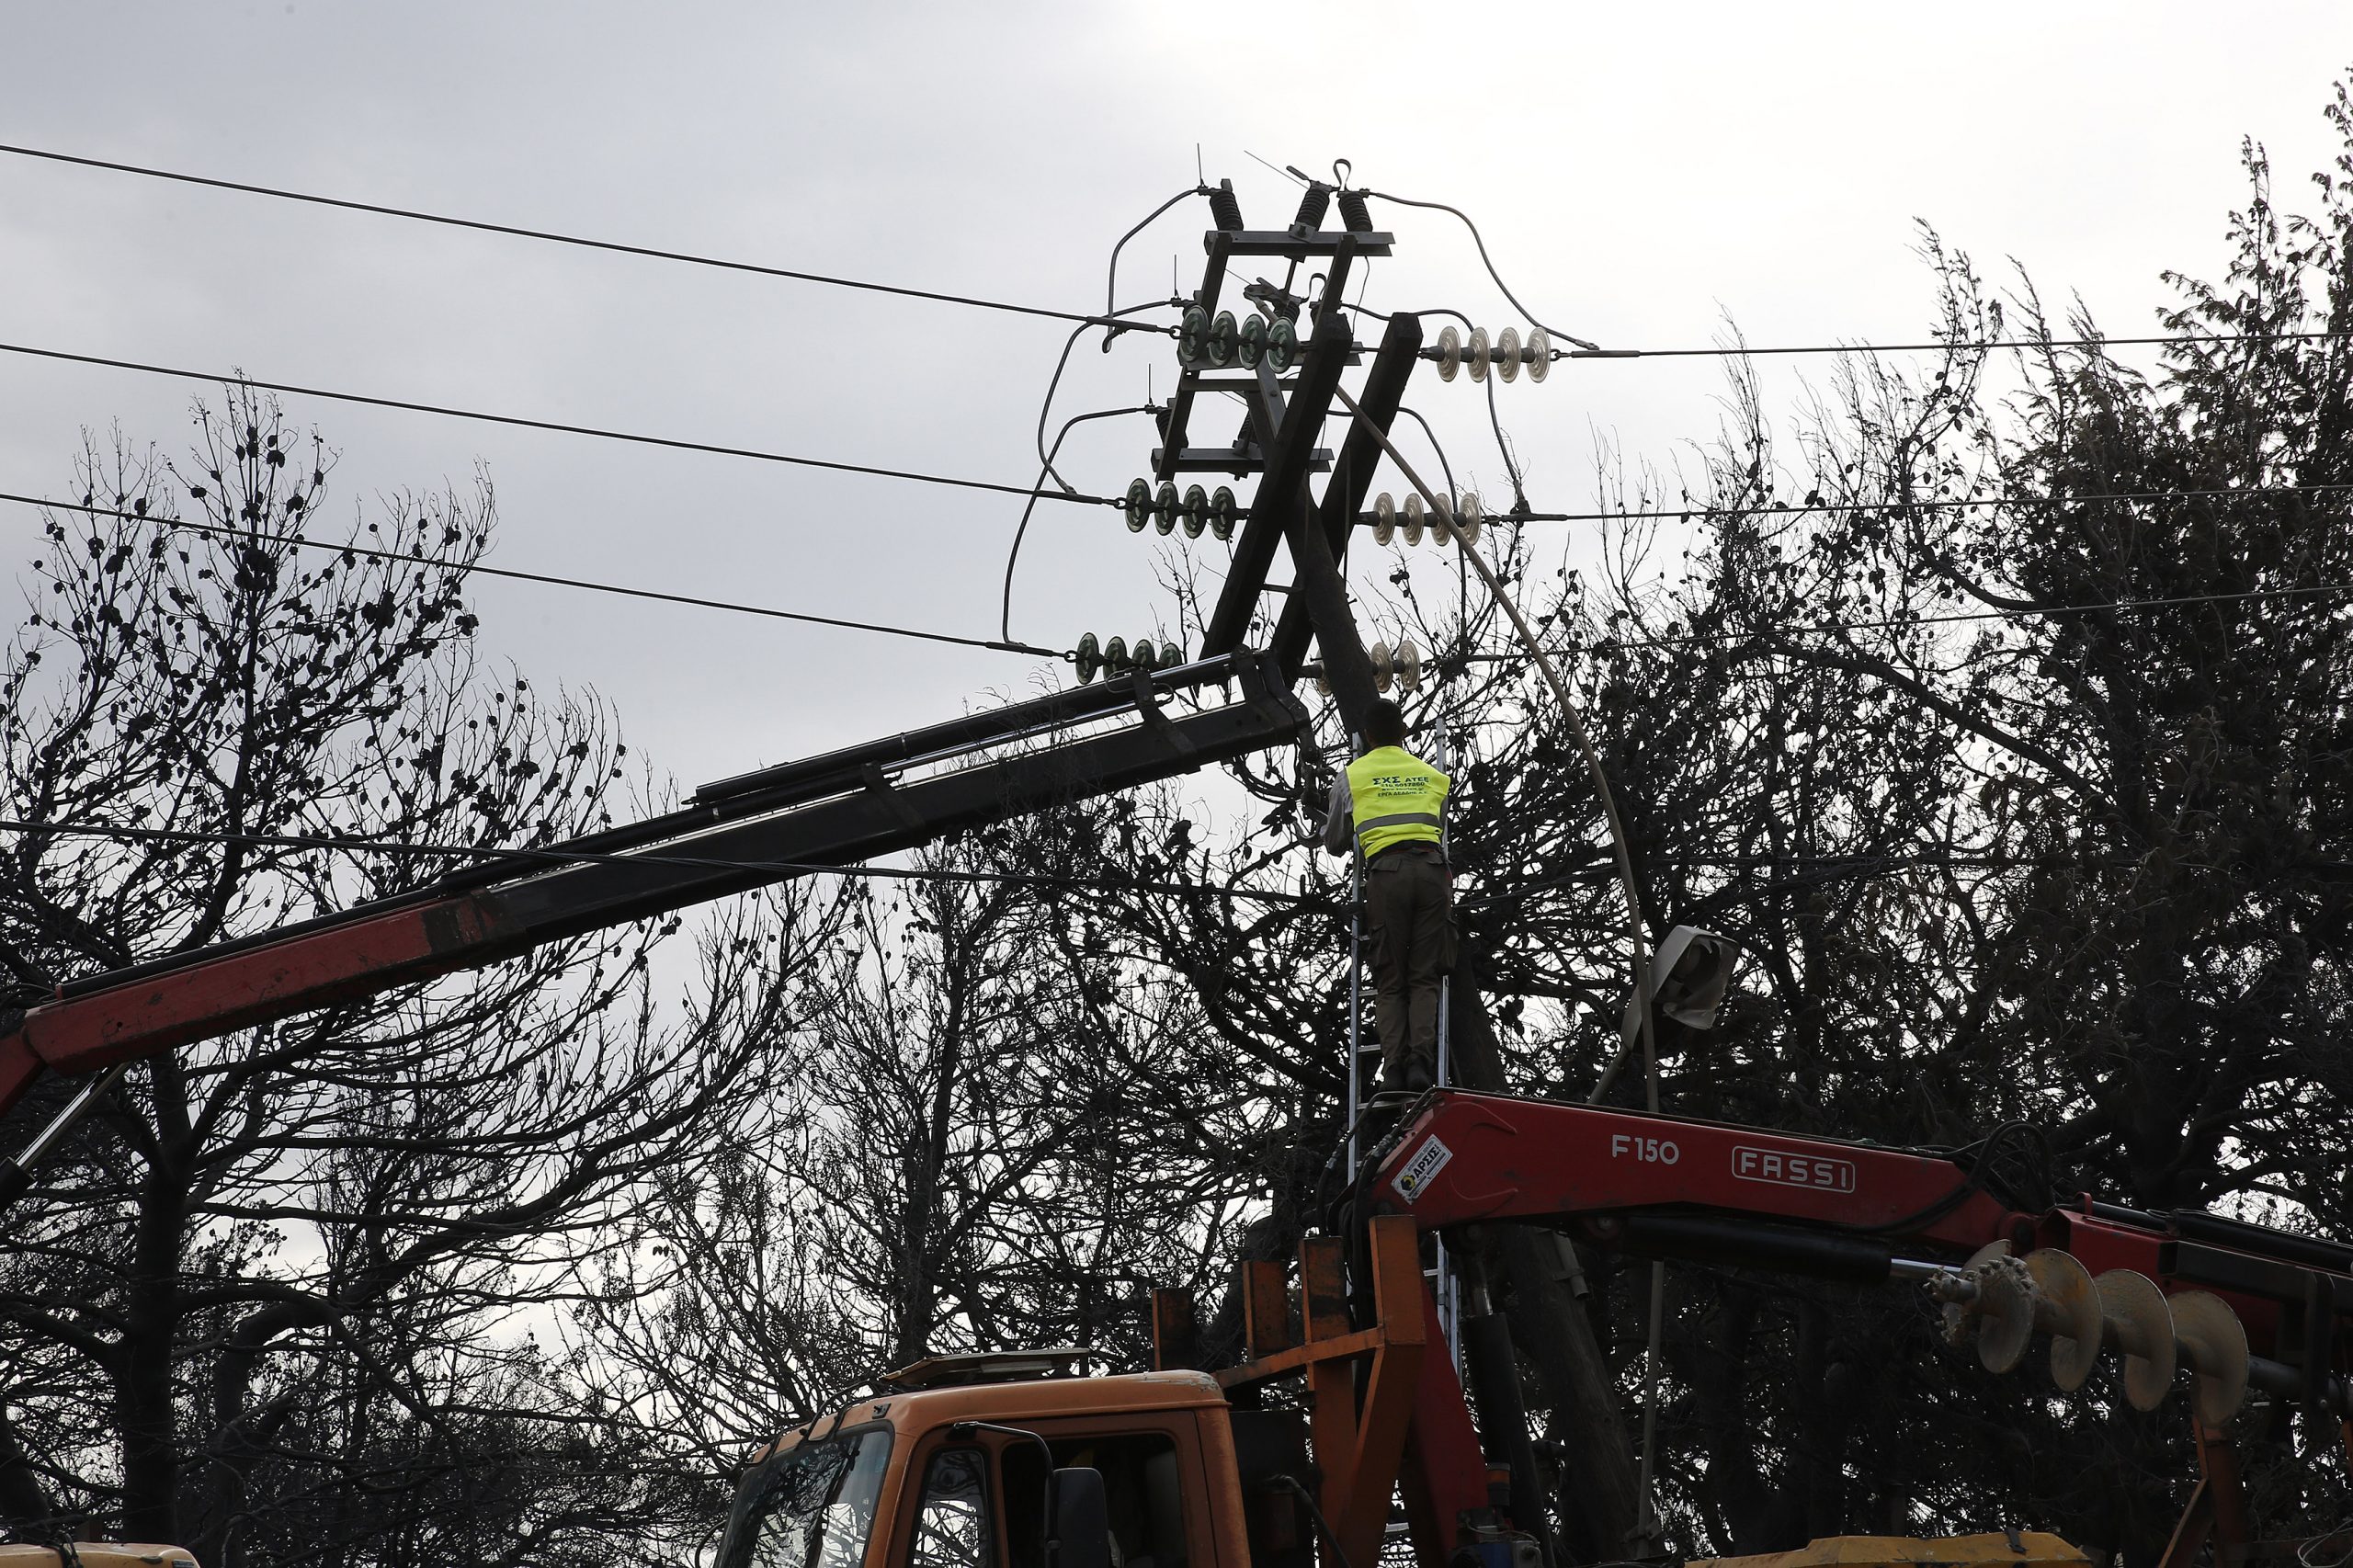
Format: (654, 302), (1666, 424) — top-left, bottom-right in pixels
(1569, 329), (2353, 360)
(1452, 856), (2082, 913)
(1104, 187), (1210, 344)
(1335, 301), (1472, 330)
(1447, 576), (2353, 660)
(1342, 380), (1737, 1548)
(1351, 403), (1471, 701)
(1036, 301), (1177, 487)
(1003, 188), (1223, 640)
(1361, 188), (1602, 351)
(2295, 1528), (2353, 1568)
(0, 818), (1332, 910)
(9, 820), (2324, 1010)
(1333, 379), (1662, 1093)
(1484, 374), (1529, 513)
(1267, 1476), (1356, 1568)
(1002, 405), (1155, 643)
(1391, 407), (1458, 502)
(0, 490), (1061, 656)
(996, 298), (1188, 652)
(0, 340), (1123, 506)
(1332, 292), (2343, 361)
(0, 141), (1165, 333)
(1490, 480), (2353, 524)
(1855, 1122), (2051, 1237)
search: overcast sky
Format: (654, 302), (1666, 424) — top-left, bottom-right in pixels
(6, 3), (2352, 809)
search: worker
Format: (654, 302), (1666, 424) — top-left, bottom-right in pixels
(1321, 697), (1451, 1095)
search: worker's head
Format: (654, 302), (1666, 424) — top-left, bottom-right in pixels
(1361, 699), (1406, 749)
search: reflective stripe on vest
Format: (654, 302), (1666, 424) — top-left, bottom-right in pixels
(1346, 745), (1450, 861)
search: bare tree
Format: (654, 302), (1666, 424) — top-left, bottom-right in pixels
(949, 89), (2353, 1565)
(575, 835), (1281, 1477)
(0, 389), (824, 1568)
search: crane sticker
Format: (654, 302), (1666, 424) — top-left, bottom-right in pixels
(1732, 1143), (1857, 1192)
(1392, 1135), (1453, 1203)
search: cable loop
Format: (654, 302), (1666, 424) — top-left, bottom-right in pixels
(1363, 187), (1602, 350)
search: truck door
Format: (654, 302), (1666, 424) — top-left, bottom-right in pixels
(1001, 1429), (1197, 1568)
(881, 1418), (1218, 1568)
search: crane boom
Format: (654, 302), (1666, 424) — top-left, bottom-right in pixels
(0, 651), (1307, 1185)
(1159, 1088), (2353, 1562)
(1362, 1089), (2353, 1352)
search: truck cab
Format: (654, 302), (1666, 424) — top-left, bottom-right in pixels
(715, 1220), (1470, 1568)
(715, 1357), (1285, 1568)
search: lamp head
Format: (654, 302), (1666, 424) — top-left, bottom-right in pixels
(1651, 926), (1740, 1029)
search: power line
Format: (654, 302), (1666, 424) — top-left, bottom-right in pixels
(1443, 578), (2353, 661)
(1331, 298), (2349, 362)
(0, 340), (1123, 506)
(0, 141), (1173, 335)
(31, 472), (2308, 663)
(1454, 848), (2331, 912)
(1496, 481), (2353, 525)
(1567, 330), (2353, 360)
(1326, 288), (2342, 363)
(22, 819), (2296, 931)
(0, 490), (1062, 657)
(0, 818), (1330, 910)
(1456, 858), (2039, 911)
(32, 138), (2323, 367)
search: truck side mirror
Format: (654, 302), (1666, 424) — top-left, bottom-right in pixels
(1046, 1466), (1110, 1568)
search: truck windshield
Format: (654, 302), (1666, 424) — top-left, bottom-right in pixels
(719, 1428), (894, 1568)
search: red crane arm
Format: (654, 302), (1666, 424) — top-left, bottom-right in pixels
(0, 892), (524, 1112)
(1364, 1090), (2353, 1358)
(1, 654), (1307, 1167)
(1368, 1089), (2022, 1248)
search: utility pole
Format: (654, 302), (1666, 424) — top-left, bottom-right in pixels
(1142, 176), (1650, 1562)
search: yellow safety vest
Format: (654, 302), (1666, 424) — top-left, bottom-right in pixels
(1346, 745), (1449, 861)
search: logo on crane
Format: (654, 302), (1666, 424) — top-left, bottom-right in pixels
(1391, 1136), (1454, 1203)
(1732, 1144), (1857, 1192)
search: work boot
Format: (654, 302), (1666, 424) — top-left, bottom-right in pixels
(1379, 1057), (1432, 1098)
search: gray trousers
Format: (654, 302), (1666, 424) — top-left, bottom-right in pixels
(1365, 843), (1449, 1086)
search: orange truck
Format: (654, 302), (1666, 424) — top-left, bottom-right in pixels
(712, 1366), (2096, 1568)
(710, 1095), (2353, 1568)
(712, 1218), (1472, 1568)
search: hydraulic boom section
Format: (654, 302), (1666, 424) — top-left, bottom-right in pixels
(1362, 1090), (2353, 1418)
(0, 651), (1307, 1199)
